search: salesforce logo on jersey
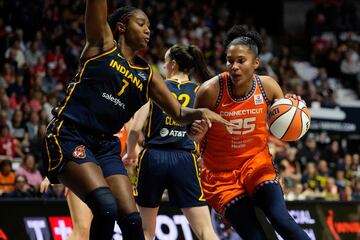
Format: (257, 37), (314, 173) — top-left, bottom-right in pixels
(160, 128), (186, 137)
(102, 92), (125, 109)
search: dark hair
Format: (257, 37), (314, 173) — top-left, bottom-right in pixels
(225, 25), (263, 57)
(0, 159), (12, 169)
(108, 6), (137, 31)
(168, 44), (210, 84)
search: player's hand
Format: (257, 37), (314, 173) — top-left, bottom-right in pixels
(284, 93), (305, 103)
(122, 152), (138, 166)
(276, 93), (306, 106)
(188, 120), (209, 141)
(199, 108), (236, 128)
(40, 177), (52, 193)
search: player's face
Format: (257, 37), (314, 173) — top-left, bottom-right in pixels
(125, 10), (150, 50)
(163, 49), (173, 78)
(226, 44), (259, 84)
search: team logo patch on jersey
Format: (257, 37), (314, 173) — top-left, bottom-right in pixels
(138, 71), (147, 81)
(72, 145), (86, 159)
(254, 94), (264, 105)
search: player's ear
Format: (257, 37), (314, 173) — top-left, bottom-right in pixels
(117, 22), (126, 33)
(253, 57), (260, 70)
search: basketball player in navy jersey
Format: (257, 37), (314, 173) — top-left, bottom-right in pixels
(41, 1), (230, 240)
(123, 44), (218, 240)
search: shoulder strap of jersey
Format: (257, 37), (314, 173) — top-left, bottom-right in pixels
(214, 72), (229, 109)
(255, 75), (271, 106)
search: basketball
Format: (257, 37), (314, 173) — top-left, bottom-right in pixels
(268, 98), (311, 141)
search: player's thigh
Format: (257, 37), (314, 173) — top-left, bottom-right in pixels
(242, 150), (279, 196)
(201, 168), (245, 214)
(167, 151), (205, 208)
(58, 161), (108, 200)
(136, 149), (167, 208)
(181, 206), (213, 233)
(138, 206), (159, 238)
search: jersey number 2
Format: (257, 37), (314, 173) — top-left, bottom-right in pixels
(172, 93), (190, 107)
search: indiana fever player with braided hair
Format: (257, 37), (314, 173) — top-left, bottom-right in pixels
(123, 44), (218, 240)
(189, 25), (310, 240)
(41, 1), (230, 239)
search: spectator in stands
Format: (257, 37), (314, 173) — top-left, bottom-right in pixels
(322, 178), (339, 201)
(0, 159), (15, 195)
(6, 72), (27, 105)
(2, 175), (35, 198)
(351, 153), (360, 179)
(0, 63), (15, 88)
(286, 183), (307, 201)
(42, 184), (65, 199)
(24, 41), (43, 68)
(353, 180), (360, 201)
(25, 112), (40, 141)
(339, 153), (354, 180)
(0, 124), (24, 160)
(340, 185), (353, 201)
(334, 169), (349, 193)
(322, 140), (343, 172)
(301, 162), (321, 196)
(4, 38), (25, 69)
(296, 135), (322, 171)
(11, 108), (28, 143)
(317, 159), (330, 190)
(340, 47), (360, 93)
(15, 153), (42, 190)
(280, 159), (301, 190)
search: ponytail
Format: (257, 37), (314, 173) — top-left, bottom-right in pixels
(168, 44), (210, 84)
(187, 45), (211, 84)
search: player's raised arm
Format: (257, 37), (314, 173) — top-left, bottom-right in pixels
(82, 0), (114, 59)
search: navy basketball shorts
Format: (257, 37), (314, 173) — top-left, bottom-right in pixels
(42, 118), (127, 183)
(136, 148), (207, 208)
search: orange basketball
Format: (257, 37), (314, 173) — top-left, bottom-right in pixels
(268, 98), (311, 141)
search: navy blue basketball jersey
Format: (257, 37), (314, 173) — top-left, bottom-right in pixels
(145, 80), (199, 150)
(52, 45), (152, 135)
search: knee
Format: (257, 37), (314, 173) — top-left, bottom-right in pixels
(118, 212), (145, 239)
(85, 187), (118, 221)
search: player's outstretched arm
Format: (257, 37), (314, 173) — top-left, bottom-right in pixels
(149, 71), (233, 127)
(82, 0), (114, 59)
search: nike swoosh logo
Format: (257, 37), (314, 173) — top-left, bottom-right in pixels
(222, 102), (232, 107)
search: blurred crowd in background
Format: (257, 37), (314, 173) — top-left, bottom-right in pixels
(0, 0), (359, 201)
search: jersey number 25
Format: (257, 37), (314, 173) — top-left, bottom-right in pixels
(226, 117), (256, 135)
